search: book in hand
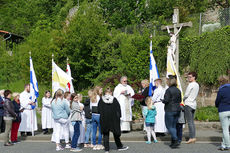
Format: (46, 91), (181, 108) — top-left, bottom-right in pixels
(131, 94), (145, 101)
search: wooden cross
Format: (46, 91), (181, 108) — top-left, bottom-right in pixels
(161, 8), (192, 71)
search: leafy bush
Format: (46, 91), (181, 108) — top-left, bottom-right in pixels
(195, 106), (219, 121)
(180, 26), (230, 86)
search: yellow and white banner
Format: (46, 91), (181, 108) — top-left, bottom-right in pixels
(166, 51), (184, 105)
(52, 59), (73, 96)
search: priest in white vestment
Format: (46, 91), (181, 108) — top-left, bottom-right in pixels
(152, 79), (167, 133)
(113, 76), (134, 132)
(19, 84), (38, 135)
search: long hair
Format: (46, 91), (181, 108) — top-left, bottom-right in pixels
(88, 89), (93, 98)
(70, 93), (78, 109)
(52, 89), (64, 104)
(145, 97), (153, 110)
(94, 86), (102, 97)
(77, 93), (83, 102)
(90, 91), (97, 103)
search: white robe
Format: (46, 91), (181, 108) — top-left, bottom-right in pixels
(152, 86), (167, 133)
(42, 97), (54, 129)
(113, 84), (134, 131)
(19, 91), (38, 132)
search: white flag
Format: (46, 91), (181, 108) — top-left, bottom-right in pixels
(66, 62), (75, 93)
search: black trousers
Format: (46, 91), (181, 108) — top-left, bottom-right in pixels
(103, 131), (123, 151)
(0, 116), (5, 133)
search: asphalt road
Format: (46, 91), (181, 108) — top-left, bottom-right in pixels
(0, 142), (224, 153)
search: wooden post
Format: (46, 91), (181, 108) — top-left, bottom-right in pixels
(174, 8), (180, 71)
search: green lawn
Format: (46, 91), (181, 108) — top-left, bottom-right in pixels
(0, 80), (50, 108)
(195, 106), (219, 121)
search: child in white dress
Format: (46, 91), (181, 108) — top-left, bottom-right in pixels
(42, 91), (53, 134)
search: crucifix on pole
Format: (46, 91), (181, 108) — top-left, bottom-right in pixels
(161, 8), (192, 71)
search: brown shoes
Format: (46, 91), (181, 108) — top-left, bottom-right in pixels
(186, 138), (196, 144)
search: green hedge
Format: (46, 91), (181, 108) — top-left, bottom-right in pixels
(195, 106), (219, 121)
(180, 26), (230, 86)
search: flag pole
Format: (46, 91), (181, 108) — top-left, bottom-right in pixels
(29, 51), (35, 137)
(149, 34), (152, 96)
(52, 53), (54, 96)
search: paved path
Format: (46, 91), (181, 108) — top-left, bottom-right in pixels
(0, 129), (223, 142)
(0, 142), (224, 153)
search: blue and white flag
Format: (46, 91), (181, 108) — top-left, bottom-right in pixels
(149, 40), (160, 96)
(30, 57), (39, 109)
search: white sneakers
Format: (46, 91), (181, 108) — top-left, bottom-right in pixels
(93, 144), (105, 150)
(118, 146), (129, 151)
(56, 146), (64, 151)
(65, 144), (71, 149)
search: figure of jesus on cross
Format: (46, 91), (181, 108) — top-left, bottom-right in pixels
(166, 24), (183, 63)
(161, 8), (192, 71)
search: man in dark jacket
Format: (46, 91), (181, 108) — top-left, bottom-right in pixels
(98, 88), (128, 153)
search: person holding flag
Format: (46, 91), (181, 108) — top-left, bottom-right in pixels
(51, 56), (73, 144)
(152, 79), (167, 135)
(19, 55), (38, 136)
(149, 35), (167, 135)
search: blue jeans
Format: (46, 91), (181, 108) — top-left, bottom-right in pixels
(92, 114), (102, 145)
(219, 111), (230, 148)
(165, 111), (180, 141)
(176, 123), (183, 142)
(85, 118), (93, 144)
(71, 121), (81, 148)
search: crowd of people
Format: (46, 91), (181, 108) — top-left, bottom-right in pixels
(0, 73), (229, 152)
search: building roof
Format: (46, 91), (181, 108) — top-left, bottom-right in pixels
(0, 30), (24, 44)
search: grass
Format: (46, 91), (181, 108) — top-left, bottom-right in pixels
(0, 80), (50, 108)
(195, 106), (219, 121)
